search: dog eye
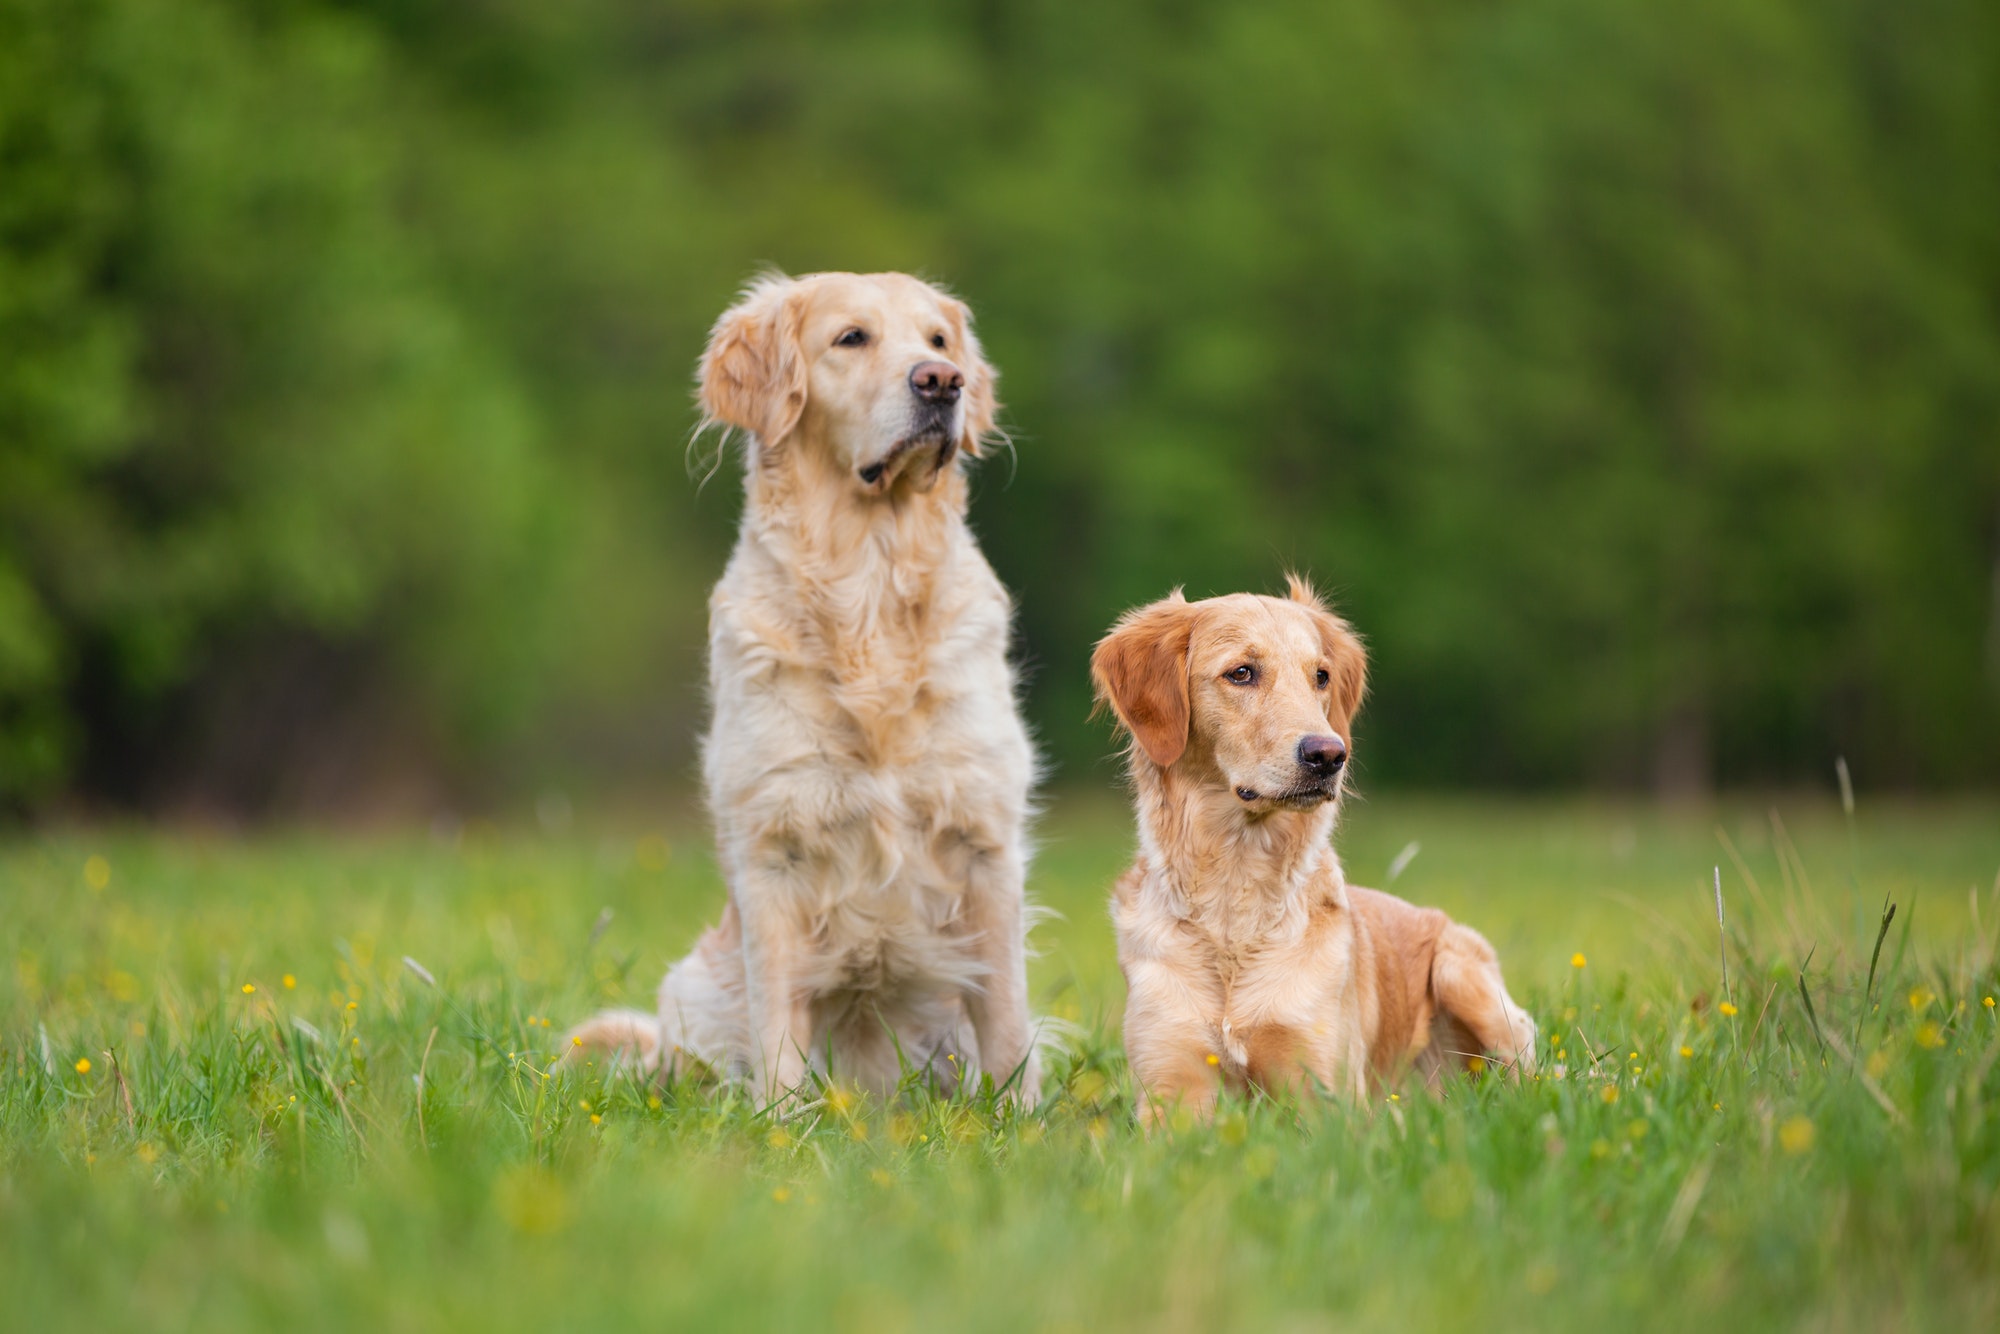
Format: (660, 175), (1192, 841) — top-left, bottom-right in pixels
(835, 328), (869, 348)
(1315, 668), (1330, 689)
(1226, 665), (1257, 685)
(930, 333), (947, 350)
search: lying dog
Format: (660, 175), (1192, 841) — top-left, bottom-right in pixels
(570, 272), (1040, 1102)
(1091, 579), (1535, 1120)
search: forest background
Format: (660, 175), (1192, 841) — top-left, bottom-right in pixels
(4, 0), (1997, 815)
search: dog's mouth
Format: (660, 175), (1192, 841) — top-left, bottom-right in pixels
(1235, 784), (1336, 808)
(857, 417), (957, 489)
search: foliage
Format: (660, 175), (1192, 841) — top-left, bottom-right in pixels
(3, 797), (1998, 1328)
(2, 0), (1997, 805)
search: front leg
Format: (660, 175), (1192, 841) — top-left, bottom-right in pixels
(957, 843), (1041, 1105)
(1123, 962), (1223, 1128)
(732, 877), (813, 1101)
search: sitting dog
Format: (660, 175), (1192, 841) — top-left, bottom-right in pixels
(569, 272), (1040, 1102)
(1091, 578), (1535, 1121)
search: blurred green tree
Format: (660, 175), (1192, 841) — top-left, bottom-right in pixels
(2, 0), (1994, 809)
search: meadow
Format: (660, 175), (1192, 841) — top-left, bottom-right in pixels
(4, 791), (1998, 1331)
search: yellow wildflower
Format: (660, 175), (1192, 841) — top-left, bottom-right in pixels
(74, 1057), (92, 1075)
(1908, 986), (1934, 1011)
(1679, 1046), (1693, 1058)
(771, 1188), (791, 1203)
(1206, 1053), (1221, 1066)
(1719, 1001), (1738, 1017)
(1779, 1116), (1815, 1155)
(241, 983), (256, 994)
(1914, 1022), (1945, 1050)
(589, 1114), (601, 1125)
(572, 1035), (583, 1047)
(1571, 953), (1586, 969)
(1984, 996), (1994, 1010)
(1600, 1084), (1619, 1105)
(634, 833), (671, 871)
(283, 975), (296, 990)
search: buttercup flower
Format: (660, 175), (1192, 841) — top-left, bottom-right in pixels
(1571, 953), (1586, 969)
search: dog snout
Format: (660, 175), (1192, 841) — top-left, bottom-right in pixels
(1296, 734), (1347, 778)
(908, 360), (964, 405)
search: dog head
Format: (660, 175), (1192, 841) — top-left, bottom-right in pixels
(697, 271), (998, 495)
(1092, 577), (1368, 815)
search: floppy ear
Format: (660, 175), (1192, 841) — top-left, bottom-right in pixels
(943, 297), (999, 458)
(1091, 593), (1196, 769)
(1287, 573), (1368, 731)
(698, 275), (808, 450)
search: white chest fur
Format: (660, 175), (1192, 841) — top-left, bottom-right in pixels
(700, 527), (1032, 998)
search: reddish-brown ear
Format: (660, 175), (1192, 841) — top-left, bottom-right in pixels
(698, 275), (808, 450)
(1286, 573), (1368, 732)
(943, 296), (998, 458)
(1091, 594), (1196, 768)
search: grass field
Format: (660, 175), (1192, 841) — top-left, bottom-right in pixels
(4, 791), (1998, 1331)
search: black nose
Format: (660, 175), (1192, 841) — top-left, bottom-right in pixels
(908, 360), (964, 405)
(1297, 734), (1347, 778)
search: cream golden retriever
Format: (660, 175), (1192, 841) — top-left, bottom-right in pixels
(570, 272), (1040, 1103)
(1092, 580), (1535, 1121)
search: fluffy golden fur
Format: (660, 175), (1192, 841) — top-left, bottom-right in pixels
(570, 272), (1040, 1102)
(1092, 580), (1535, 1121)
